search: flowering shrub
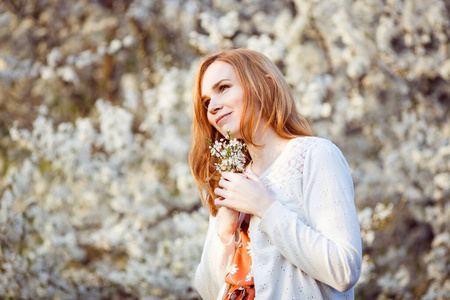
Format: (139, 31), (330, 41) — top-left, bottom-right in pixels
(1, 0), (449, 299)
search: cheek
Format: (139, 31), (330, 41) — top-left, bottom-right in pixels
(207, 113), (215, 126)
(233, 92), (245, 113)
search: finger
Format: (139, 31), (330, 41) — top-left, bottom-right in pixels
(214, 187), (228, 198)
(215, 197), (229, 207)
(218, 178), (232, 189)
(243, 170), (260, 181)
(214, 197), (223, 206)
(215, 197), (238, 212)
(221, 171), (245, 181)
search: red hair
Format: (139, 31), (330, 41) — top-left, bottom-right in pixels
(189, 49), (313, 216)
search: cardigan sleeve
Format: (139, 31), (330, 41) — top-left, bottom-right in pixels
(195, 209), (237, 300)
(258, 139), (362, 292)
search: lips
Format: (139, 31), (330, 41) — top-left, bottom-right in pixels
(216, 112), (231, 125)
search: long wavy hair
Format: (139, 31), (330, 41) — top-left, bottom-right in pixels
(189, 49), (313, 216)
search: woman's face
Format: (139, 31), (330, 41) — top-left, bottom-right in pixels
(201, 61), (245, 139)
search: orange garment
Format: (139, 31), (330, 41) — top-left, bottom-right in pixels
(224, 220), (255, 300)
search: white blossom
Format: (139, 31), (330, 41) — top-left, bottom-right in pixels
(208, 131), (248, 174)
(1, 0), (449, 298)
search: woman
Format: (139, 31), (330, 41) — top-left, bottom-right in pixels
(189, 49), (362, 299)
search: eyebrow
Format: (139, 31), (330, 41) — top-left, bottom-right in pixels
(201, 79), (230, 101)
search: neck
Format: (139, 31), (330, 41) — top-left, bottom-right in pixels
(247, 127), (291, 176)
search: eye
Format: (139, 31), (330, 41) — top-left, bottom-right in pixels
(219, 84), (230, 93)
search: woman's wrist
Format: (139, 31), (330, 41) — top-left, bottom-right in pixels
(217, 207), (239, 243)
(256, 195), (275, 218)
(217, 221), (237, 244)
(217, 228), (235, 244)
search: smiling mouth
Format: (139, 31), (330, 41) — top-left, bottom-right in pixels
(216, 112), (231, 125)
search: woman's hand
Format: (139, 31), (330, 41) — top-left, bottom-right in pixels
(214, 171), (275, 218)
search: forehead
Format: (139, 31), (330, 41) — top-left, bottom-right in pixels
(201, 61), (237, 93)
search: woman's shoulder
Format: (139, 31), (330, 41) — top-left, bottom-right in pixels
(290, 136), (350, 176)
(288, 136), (340, 156)
(288, 136), (348, 165)
(262, 136), (345, 184)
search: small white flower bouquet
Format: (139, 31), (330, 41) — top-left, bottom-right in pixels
(207, 131), (248, 174)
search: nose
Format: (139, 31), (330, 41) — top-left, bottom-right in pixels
(208, 97), (222, 115)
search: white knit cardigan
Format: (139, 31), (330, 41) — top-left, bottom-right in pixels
(195, 137), (362, 299)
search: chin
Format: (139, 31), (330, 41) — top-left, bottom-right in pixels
(220, 128), (240, 139)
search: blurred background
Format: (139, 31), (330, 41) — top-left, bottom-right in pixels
(0, 0), (449, 299)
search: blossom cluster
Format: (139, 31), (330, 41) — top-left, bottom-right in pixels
(207, 131), (248, 174)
